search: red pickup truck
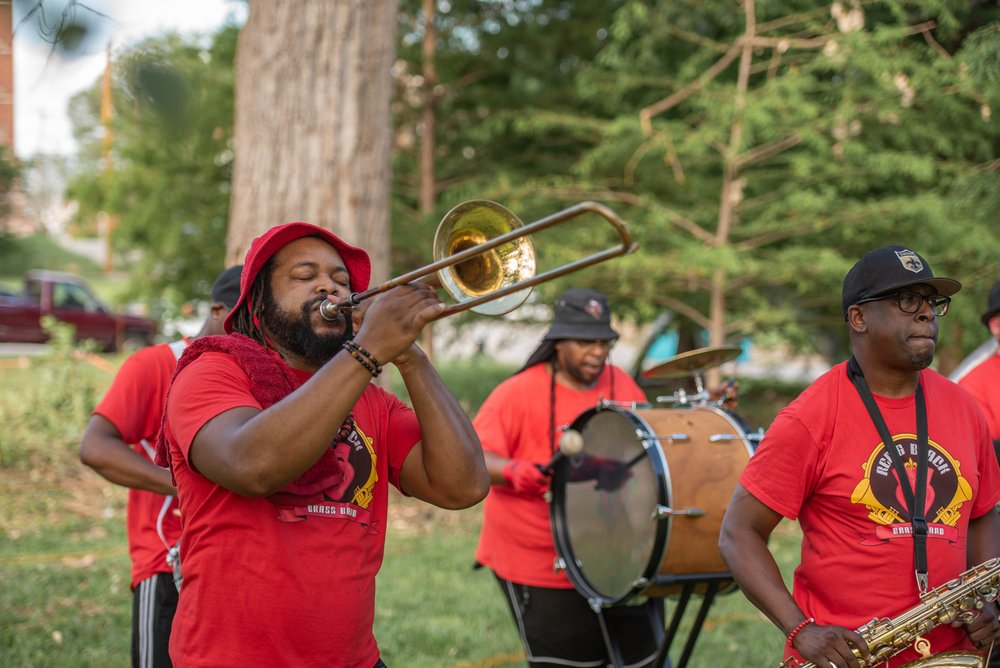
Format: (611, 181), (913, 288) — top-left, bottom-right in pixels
(0, 270), (158, 352)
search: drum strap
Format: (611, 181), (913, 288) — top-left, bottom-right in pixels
(846, 357), (930, 593)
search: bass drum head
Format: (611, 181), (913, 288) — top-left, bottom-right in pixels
(551, 406), (668, 605)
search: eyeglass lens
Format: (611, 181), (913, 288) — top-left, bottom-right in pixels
(896, 290), (950, 315)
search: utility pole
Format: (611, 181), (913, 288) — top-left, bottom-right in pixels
(101, 42), (117, 273)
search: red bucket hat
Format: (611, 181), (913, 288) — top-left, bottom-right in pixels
(223, 222), (372, 334)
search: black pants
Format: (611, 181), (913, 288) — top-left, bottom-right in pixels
(493, 574), (667, 667)
(131, 572), (178, 668)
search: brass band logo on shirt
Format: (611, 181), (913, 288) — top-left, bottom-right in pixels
(272, 421), (380, 532)
(850, 433), (972, 545)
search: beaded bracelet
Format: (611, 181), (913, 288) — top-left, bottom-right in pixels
(785, 617), (814, 648)
(343, 341), (382, 378)
(346, 349), (379, 377)
(343, 340), (383, 376)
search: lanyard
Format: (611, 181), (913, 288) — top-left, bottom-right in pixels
(846, 357), (930, 593)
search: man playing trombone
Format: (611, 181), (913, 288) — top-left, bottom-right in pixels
(154, 222), (489, 667)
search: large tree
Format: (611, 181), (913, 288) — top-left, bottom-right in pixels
(227, 0), (399, 284)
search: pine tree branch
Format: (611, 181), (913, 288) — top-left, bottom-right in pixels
(639, 45), (741, 134)
(734, 134), (801, 169)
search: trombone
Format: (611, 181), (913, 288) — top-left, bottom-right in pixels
(319, 199), (637, 322)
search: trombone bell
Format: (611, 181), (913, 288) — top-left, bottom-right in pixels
(433, 200), (535, 316)
(318, 198), (635, 322)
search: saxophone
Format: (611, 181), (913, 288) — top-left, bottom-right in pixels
(780, 557), (1000, 668)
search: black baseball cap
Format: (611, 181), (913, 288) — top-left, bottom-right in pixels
(210, 264), (244, 309)
(841, 245), (961, 319)
(982, 278), (1000, 326)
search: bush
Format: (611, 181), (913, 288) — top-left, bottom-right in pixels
(0, 318), (113, 469)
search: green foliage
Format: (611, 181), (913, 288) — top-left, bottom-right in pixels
(0, 145), (21, 223)
(0, 319), (109, 469)
(0, 233), (103, 281)
(65, 25), (239, 314)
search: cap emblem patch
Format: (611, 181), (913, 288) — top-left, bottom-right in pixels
(584, 299), (603, 320)
(895, 249), (924, 274)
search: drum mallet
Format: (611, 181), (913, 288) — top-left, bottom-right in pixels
(540, 429), (585, 476)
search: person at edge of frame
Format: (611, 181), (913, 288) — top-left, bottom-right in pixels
(951, 273), (1000, 668)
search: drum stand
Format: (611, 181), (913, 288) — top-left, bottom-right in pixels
(652, 574), (733, 668)
(592, 573), (733, 668)
(590, 596), (666, 668)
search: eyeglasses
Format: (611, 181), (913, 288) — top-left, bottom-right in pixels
(569, 339), (616, 350)
(855, 290), (951, 316)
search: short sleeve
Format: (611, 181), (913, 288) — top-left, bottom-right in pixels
(473, 381), (519, 458)
(381, 390), (421, 489)
(739, 408), (820, 520)
(93, 345), (174, 445)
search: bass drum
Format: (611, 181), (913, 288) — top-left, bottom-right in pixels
(550, 404), (755, 606)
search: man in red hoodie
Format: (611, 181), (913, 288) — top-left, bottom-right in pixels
(156, 222), (488, 668)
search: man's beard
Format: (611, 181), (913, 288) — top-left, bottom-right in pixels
(264, 294), (352, 366)
(562, 358), (604, 386)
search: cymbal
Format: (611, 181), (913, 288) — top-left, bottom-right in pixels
(641, 345), (742, 379)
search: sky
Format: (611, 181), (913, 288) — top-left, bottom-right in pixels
(14, 0), (247, 158)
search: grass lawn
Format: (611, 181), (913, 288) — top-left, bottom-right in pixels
(0, 449), (802, 668)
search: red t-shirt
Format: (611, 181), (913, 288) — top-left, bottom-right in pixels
(956, 352), (1000, 442)
(474, 363), (647, 588)
(163, 352), (421, 668)
(741, 362), (1000, 667)
(92, 341), (183, 588)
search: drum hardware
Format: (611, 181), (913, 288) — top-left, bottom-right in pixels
(708, 434), (741, 443)
(320, 199), (636, 321)
(655, 388), (710, 406)
(654, 505), (705, 519)
(649, 433), (691, 443)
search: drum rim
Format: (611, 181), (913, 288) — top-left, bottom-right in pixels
(549, 403), (671, 606)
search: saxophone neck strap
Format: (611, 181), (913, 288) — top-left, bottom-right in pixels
(846, 357), (930, 593)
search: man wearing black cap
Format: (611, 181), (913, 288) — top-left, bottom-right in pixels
(953, 277), (1000, 461)
(474, 287), (663, 667)
(720, 245), (1000, 668)
(80, 264), (242, 668)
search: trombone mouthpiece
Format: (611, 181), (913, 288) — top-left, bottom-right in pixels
(319, 299), (343, 321)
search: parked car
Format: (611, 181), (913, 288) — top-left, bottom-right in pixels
(0, 269), (158, 352)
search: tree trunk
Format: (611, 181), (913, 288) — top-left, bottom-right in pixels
(227, 0), (398, 288)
